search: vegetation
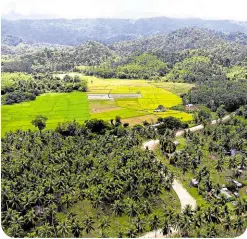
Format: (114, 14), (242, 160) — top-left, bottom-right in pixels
(2, 23), (247, 238)
(1, 73), (87, 105)
(1, 92), (90, 135)
(166, 56), (226, 83)
(1, 120), (178, 237)
(184, 79), (247, 112)
(3, 18), (247, 46)
(81, 53), (168, 79)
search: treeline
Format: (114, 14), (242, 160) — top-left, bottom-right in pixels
(1, 73), (87, 105)
(112, 28), (247, 66)
(183, 79), (247, 112)
(79, 53), (168, 79)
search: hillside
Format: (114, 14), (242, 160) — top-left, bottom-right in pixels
(111, 28), (247, 65)
(2, 41), (116, 73)
(2, 17), (247, 45)
(3, 28), (247, 74)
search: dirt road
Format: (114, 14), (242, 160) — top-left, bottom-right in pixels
(140, 114), (232, 238)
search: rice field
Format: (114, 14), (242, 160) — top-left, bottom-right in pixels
(88, 77), (193, 122)
(2, 76), (193, 135)
(1, 92), (89, 135)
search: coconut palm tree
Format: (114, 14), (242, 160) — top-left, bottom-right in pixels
(126, 227), (138, 238)
(71, 220), (82, 238)
(57, 220), (71, 237)
(133, 216), (145, 233)
(83, 215), (95, 235)
(111, 200), (124, 216)
(149, 214), (160, 238)
(142, 201), (152, 216)
(38, 223), (54, 238)
(161, 218), (172, 237)
(127, 200), (138, 218)
(223, 215), (231, 232)
(215, 159), (224, 172)
(183, 205), (194, 217)
(233, 217), (244, 235)
(178, 215), (191, 237)
(240, 155), (246, 169)
(98, 217), (111, 237)
(206, 223), (219, 237)
(6, 224), (25, 238)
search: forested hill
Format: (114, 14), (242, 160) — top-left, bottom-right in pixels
(2, 27), (247, 74)
(2, 17), (247, 45)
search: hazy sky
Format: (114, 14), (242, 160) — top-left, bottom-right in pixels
(2, 0), (247, 21)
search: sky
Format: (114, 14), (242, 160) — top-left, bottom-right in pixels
(1, 0), (247, 21)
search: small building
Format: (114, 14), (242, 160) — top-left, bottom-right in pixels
(233, 192), (239, 198)
(191, 178), (199, 187)
(151, 123), (162, 127)
(230, 149), (237, 156)
(237, 165), (246, 170)
(186, 104), (194, 107)
(231, 201), (238, 206)
(232, 180), (242, 188)
(211, 189), (220, 199)
(220, 188), (233, 201)
(173, 141), (180, 146)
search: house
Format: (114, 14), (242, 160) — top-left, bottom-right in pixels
(220, 188), (233, 201)
(186, 104), (193, 107)
(232, 180), (242, 188)
(233, 192), (239, 198)
(173, 141), (180, 146)
(151, 123), (162, 127)
(191, 178), (199, 187)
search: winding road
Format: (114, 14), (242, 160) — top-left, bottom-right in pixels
(140, 114), (232, 238)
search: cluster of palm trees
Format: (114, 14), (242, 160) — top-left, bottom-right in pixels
(2, 114), (247, 237)
(1, 122), (175, 237)
(153, 115), (247, 237)
(168, 117), (247, 179)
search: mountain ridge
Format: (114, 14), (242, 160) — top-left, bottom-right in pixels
(2, 17), (247, 45)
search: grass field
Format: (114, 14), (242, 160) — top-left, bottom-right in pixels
(1, 92), (89, 135)
(2, 76), (193, 134)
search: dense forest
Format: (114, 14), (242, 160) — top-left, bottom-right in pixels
(2, 28), (247, 74)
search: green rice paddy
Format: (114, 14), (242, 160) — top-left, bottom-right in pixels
(2, 92), (89, 135)
(1, 76), (193, 135)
